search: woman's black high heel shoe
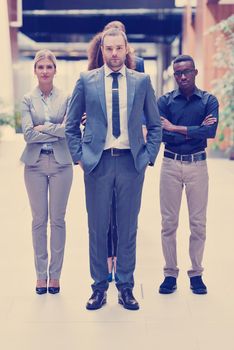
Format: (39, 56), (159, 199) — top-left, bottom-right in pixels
(48, 280), (60, 294)
(48, 286), (60, 294)
(36, 287), (47, 295)
(108, 272), (113, 282)
(36, 280), (47, 295)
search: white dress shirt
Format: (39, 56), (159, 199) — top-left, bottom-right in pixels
(104, 64), (130, 150)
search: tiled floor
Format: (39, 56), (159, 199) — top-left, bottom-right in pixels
(0, 131), (234, 350)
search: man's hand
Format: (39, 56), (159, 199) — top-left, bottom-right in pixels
(201, 114), (217, 126)
(34, 124), (45, 132)
(142, 126), (147, 142)
(160, 117), (175, 131)
(160, 116), (187, 135)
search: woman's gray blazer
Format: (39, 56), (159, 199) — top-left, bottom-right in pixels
(20, 86), (72, 165)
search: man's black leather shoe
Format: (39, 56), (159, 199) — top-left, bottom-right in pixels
(86, 290), (107, 310)
(118, 288), (139, 310)
(159, 276), (177, 294)
(190, 276), (207, 294)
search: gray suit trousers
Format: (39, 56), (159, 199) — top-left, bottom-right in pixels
(84, 150), (146, 292)
(24, 153), (73, 280)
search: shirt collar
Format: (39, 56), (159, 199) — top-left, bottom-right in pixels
(37, 86), (53, 98)
(104, 64), (126, 77)
(173, 86), (202, 99)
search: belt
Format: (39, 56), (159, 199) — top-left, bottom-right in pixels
(164, 150), (206, 162)
(41, 149), (54, 155)
(104, 148), (131, 157)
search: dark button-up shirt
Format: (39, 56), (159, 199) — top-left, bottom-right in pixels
(158, 87), (219, 154)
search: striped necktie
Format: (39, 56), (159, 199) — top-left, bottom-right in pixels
(111, 72), (121, 138)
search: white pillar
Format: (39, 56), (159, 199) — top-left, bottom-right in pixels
(0, 0), (14, 113)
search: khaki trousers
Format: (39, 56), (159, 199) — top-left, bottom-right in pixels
(160, 157), (209, 278)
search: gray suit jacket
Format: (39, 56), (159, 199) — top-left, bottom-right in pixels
(65, 66), (162, 174)
(20, 86), (72, 165)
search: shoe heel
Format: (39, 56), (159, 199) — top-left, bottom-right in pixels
(36, 287), (47, 295)
(48, 287), (60, 294)
(102, 299), (107, 306)
(108, 272), (113, 283)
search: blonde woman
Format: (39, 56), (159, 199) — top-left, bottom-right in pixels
(21, 49), (73, 294)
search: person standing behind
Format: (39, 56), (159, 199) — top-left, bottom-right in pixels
(21, 49), (73, 295)
(66, 28), (161, 310)
(87, 20), (145, 283)
(158, 54), (218, 295)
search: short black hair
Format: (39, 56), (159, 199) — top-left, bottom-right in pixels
(173, 54), (195, 68)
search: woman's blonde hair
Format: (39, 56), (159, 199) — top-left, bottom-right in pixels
(34, 49), (57, 69)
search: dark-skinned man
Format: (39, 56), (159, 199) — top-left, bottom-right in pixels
(158, 54), (218, 295)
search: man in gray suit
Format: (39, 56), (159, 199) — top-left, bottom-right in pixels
(65, 28), (161, 310)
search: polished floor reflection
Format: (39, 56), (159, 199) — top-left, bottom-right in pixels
(0, 132), (234, 350)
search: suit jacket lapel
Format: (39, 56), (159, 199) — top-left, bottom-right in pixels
(31, 87), (45, 121)
(96, 67), (107, 118)
(49, 87), (62, 120)
(126, 69), (136, 120)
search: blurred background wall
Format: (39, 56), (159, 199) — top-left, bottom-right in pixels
(1, 0), (234, 152)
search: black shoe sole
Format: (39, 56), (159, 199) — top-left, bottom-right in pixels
(48, 287), (60, 294)
(36, 288), (47, 295)
(191, 287), (207, 295)
(159, 286), (177, 294)
(118, 298), (139, 310)
(86, 298), (107, 310)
